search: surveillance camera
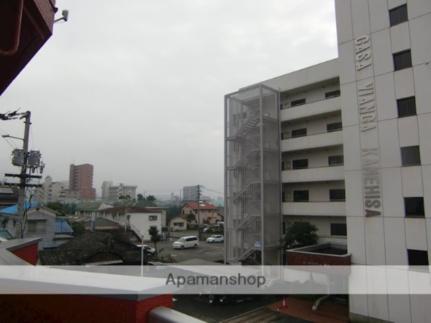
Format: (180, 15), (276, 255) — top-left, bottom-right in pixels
(62, 10), (69, 22)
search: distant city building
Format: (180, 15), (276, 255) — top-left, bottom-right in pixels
(35, 176), (68, 204)
(101, 181), (113, 200)
(69, 164), (96, 200)
(182, 185), (199, 201)
(104, 183), (137, 201)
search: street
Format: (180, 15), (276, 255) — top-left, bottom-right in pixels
(156, 231), (224, 263)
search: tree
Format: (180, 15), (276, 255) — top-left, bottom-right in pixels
(46, 202), (66, 216)
(185, 213), (196, 223)
(146, 195), (156, 202)
(70, 222), (86, 236)
(135, 194), (157, 207)
(166, 205), (182, 222)
(148, 226), (161, 254)
(283, 222), (318, 249)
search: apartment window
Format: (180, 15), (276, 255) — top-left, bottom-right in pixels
(404, 197), (425, 217)
(330, 189), (346, 201)
(328, 155), (344, 166)
(325, 90), (340, 99)
(293, 190), (309, 202)
(292, 159), (308, 169)
(397, 96), (416, 118)
(149, 215), (158, 221)
(291, 98), (306, 107)
(291, 128), (307, 138)
(327, 122), (342, 132)
(407, 249), (429, 266)
(393, 50), (412, 71)
(389, 4), (408, 27)
(401, 146), (421, 166)
(330, 223), (347, 236)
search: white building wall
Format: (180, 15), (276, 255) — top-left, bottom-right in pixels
(128, 212), (162, 240)
(335, 0), (431, 321)
(282, 146), (343, 169)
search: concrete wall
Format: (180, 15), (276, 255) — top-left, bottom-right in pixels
(283, 181), (345, 202)
(281, 113), (342, 138)
(282, 146), (343, 169)
(335, 0), (431, 321)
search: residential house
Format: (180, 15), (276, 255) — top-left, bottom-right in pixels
(181, 202), (222, 225)
(98, 207), (163, 241)
(169, 216), (187, 232)
(0, 205), (73, 249)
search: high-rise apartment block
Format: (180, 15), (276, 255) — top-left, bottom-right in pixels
(69, 164), (96, 200)
(101, 181), (113, 200)
(182, 185), (199, 202)
(101, 181), (137, 201)
(225, 0), (431, 321)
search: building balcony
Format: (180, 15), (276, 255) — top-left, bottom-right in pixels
(280, 96), (341, 122)
(0, 0), (56, 94)
(282, 166), (344, 183)
(282, 201), (345, 216)
(281, 130), (343, 152)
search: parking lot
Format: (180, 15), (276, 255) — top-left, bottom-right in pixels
(156, 231), (224, 263)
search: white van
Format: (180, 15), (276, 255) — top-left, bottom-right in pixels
(172, 236), (199, 249)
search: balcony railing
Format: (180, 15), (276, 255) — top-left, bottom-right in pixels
(282, 165), (345, 183)
(280, 92), (340, 110)
(282, 201), (345, 216)
(281, 130), (343, 152)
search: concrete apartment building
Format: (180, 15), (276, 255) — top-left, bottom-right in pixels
(69, 164), (96, 200)
(101, 181), (113, 200)
(182, 185), (199, 201)
(108, 183), (137, 201)
(225, 0), (431, 321)
(35, 176), (68, 204)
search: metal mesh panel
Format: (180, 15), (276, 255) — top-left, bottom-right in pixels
(225, 85), (281, 265)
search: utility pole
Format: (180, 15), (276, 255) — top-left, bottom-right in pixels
(197, 184), (201, 240)
(16, 111), (31, 238)
(3, 110), (43, 238)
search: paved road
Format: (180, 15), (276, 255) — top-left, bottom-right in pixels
(156, 236), (224, 263)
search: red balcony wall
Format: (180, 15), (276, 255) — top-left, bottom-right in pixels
(287, 251), (351, 266)
(0, 294), (173, 323)
(10, 241), (39, 265)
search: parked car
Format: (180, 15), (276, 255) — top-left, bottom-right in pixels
(206, 234), (224, 243)
(172, 236), (199, 249)
(136, 244), (156, 255)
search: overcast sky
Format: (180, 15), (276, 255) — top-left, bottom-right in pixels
(0, 0), (337, 197)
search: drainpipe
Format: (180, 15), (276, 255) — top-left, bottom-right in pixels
(312, 295), (330, 311)
(0, 0), (24, 56)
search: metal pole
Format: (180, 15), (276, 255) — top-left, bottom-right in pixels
(17, 111), (31, 238)
(140, 234), (144, 276)
(197, 185), (201, 240)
